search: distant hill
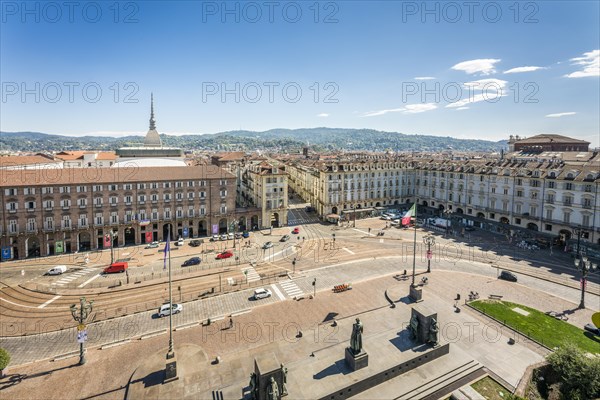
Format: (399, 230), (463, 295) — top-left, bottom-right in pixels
(0, 129), (507, 153)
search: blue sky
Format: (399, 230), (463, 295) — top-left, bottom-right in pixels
(1, 1), (599, 146)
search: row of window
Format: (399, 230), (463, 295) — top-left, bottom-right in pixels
(3, 180), (228, 196)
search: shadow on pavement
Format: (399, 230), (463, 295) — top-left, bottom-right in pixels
(0, 363), (77, 390)
(313, 359), (350, 379)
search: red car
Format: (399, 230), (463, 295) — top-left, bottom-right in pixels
(216, 250), (234, 259)
(292, 227), (300, 234)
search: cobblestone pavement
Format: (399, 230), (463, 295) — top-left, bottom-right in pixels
(4, 264), (595, 400)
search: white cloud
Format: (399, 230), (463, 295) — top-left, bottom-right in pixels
(455, 107), (470, 111)
(317, 113), (329, 117)
(446, 92), (507, 108)
(545, 112), (577, 118)
(414, 76), (436, 80)
(362, 103), (437, 117)
(503, 66), (546, 74)
(463, 78), (508, 90)
(565, 49), (600, 78)
(451, 59), (501, 75)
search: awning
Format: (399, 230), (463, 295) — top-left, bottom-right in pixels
(326, 214), (340, 219)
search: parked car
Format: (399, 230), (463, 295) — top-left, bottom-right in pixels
(292, 227), (300, 234)
(176, 238), (184, 246)
(145, 242), (159, 249)
(235, 232), (243, 239)
(220, 234), (228, 241)
(228, 233), (234, 240)
(211, 235), (219, 242)
(583, 323), (600, 336)
(181, 257), (201, 267)
(103, 262), (128, 274)
(242, 231), (250, 238)
(158, 303), (182, 317)
(262, 241), (274, 249)
(216, 250), (234, 259)
(189, 239), (202, 247)
(464, 226), (476, 232)
(47, 265), (67, 275)
(280, 235), (290, 242)
(499, 270), (517, 282)
(253, 288), (272, 300)
(305, 206), (315, 212)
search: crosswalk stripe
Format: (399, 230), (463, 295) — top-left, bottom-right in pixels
(270, 284), (286, 301)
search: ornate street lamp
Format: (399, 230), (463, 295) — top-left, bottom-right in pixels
(574, 255), (597, 309)
(423, 234), (435, 273)
(70, 297), (94, 365)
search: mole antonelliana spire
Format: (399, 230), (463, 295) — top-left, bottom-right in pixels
(149, 93), (156, 131)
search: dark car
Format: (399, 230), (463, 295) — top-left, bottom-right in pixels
(583, 323), (600, 336)
(189, 239), (202, 247)
(305, 206), (315, 212)
(181, 257), (201, 267)
(464, 226), (476, 231)
(499, 270), (517, 282)
(242, 231), (250, 238)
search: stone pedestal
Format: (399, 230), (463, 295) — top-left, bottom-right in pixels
(164, 355), (179, 383)
(254, 353), (286, 399)
(409, 285), (423, 302)
(345, 347), (369, 371)
(410, 304), (438, 346)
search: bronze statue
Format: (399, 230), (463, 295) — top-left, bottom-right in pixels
(267, 376), (280, 400)
(409, 314), (419, 340)
(249, 372), (257, 400)
(428, 318), (439, 346)
(350, 318), (363, 354)
(280, 363), (288, 395)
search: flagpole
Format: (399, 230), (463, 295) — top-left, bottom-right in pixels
(411, 176), (418, 287)
(167, 224), (174, 359)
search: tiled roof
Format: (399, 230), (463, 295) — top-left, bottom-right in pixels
(0, 155), (61, 167)
(515, 134), (590, 145)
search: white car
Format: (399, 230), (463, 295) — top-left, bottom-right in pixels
(47, 265), (67, 275)
(158, 303), (182, 317)
(253, 288), (272, 300)
(176, 238), (184, 246)
(220, 234), (228, 241)
(228, 233), (234, 240)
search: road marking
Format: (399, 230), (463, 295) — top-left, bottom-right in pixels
(38, 295), (62, 309)
(270, 284), (286, 301)
(352, 228), (373, 236)
(379, 239), (384, 243)
(342, 247), (355, 255)
(243, 267), (261, 283)
(78, 273), (101, 288)
(280, 280), (303, 297)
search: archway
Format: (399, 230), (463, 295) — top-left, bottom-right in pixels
(476, 212), (485, 219)
(375, 202), (381, 207)
(332, 206), (338, 214)
(198, 220), (208, 237)
(26, 237), (40, 258)
(438, 205), (445, 211)
(558, 229), (571, 242)
(124, 227), (136, 246)
(456, 208), (464, 214)
(526, 222), (539, 231)
(394, 200), (399, 205)
(251, 215), (259, 230)
(500, 217), (509, 224)
(422, 201), (428, 207)
(219, 218), (228, 234)
(163, 223), (174, 240)
(271, 213), (280, 228)
(239, 216), (247, 231)
(78, 232), (91, 251)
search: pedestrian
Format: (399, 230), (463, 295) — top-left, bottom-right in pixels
(229, 317), (233, 329)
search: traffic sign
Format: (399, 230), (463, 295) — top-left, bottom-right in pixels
(1, 247), (11, 260)
(427, 250), (432, 260)
(77, 323), (86, 331)
(77, 330), (88, 343)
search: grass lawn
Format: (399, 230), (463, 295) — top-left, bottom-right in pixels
(470, 300), (599, 354)
(471, 376), (515, 400)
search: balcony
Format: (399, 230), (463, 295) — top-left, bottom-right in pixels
(45, 207), (53, 211)
(79, 205), (87, 209)
(95, 203), (103, 208)
(139, 201), (145, 205)
(26, 208), (36, 213)
(8, 209), (17, 214)
(44, 226), (54, 232)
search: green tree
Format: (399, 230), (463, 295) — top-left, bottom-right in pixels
(547, 343), (600, 400)
(0, 348), (10, 371)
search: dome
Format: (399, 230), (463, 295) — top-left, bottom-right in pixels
(144, 129), (162, 147)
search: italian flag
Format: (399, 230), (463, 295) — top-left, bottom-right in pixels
(402, 203), (416, 226)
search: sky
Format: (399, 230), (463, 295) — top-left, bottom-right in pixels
(1, 0), (599, 147)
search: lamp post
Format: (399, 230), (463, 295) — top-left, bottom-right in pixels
(105, 230), (117, 264)
(231, 219), (239, 248)
(574, 255), (597, 309)
(423, 234), (435, 273)
(70, 297), (93, 365)
(444, 210), (452, 237)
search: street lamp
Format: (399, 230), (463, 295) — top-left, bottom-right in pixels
(574, 255), (597, 309)
(423, 234), (435, 273)
(105, 230), (117, 264)
(443, 210), (453, 237)
(70, 297), (94, 365)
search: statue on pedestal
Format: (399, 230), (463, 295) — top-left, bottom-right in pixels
(280, 363), (288, 395)
(249, 372), (257, 400)
(409, 314), (419, 340)
(350, 318), (363, 354)
(267, 376), (280, 400)
(428, 318), (439, 346)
